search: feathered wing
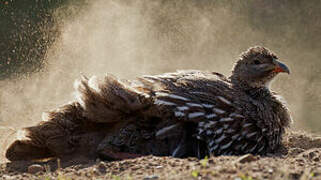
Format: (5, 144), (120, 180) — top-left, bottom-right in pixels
(133, 71), (270, 156)
(134, 71), (241, 156)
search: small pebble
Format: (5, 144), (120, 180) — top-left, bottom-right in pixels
(289, 172), (302, 179)
(28, 164), (44, 174)
(97, 162), (107, 173)
(288, 148), (305, 156)
(2, 175), (15, 180)
(143, 175), (159, 180)
(236, 154), (258, 163)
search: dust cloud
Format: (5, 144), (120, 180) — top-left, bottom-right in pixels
(0, 0), (320, 161)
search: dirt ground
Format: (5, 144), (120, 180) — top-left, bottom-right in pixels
(0, 131), (321, 180)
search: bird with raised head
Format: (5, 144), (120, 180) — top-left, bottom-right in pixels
(6, 46), (291, 161)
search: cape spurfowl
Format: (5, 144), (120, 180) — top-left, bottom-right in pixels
(6, 46), (291, 161)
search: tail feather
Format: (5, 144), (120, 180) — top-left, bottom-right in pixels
(6, 103), (83, 160)
(74, 74), (151, 123)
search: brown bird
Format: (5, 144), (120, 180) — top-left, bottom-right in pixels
(6, 46), (291, 161)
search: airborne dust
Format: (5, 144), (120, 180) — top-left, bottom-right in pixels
(0, 0), (320, 162)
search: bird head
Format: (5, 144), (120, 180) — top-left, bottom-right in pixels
(230, 46), (290, 89)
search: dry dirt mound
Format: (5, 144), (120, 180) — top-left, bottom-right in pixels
(1, 131), (321, 180)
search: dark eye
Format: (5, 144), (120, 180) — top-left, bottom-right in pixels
(253, 60), (261, 65)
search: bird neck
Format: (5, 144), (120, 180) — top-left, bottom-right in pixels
(244, 86), (272, 99)
(230, 76), (272, 99)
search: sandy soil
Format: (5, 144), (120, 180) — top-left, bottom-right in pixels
(1, 131), (321, 180)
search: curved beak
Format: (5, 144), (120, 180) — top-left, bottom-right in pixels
(273, 59), (290, 74)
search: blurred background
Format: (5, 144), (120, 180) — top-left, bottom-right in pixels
(0, 0), (320, 139)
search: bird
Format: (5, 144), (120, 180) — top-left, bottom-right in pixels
(5, 46), (292, 161)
